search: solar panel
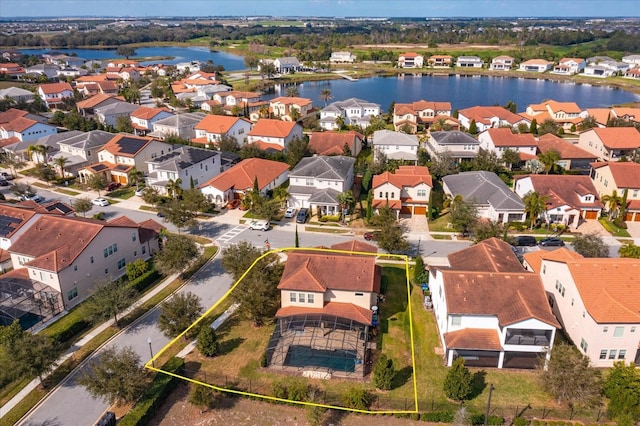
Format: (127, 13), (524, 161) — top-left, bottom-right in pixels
(92, 164), (108, 172)
(117, 137), (147, 155)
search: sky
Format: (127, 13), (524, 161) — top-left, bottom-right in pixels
(1, 0), (639, 19)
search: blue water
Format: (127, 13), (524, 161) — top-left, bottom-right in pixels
(19, 46), (246, 70)
(264, 74), (640, 111)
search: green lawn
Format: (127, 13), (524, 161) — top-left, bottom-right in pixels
(428, 213), (455, 233)
(599, 218), (631, 238)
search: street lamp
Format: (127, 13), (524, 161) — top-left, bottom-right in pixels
(484, 383), (495, 426)
(147, 337), (154, 368)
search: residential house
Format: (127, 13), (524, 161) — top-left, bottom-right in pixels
(75, 76), (118, 97)
(371, 165), (432, 217)
(288, 156), (355, 216)
(624, 68), (640, 80)
(456, 56), (484, 68)
(146, 145), (221, 196)
(192, 114), (253, 147)
(268, 250), (381, 377)
(523, 249), (640, 366)
(514, 174), (603, 227)
(0, 63), (26, 78)
(0, 108), (48, 125)
(246, 118), (303, 152)
(457, 106), (529, 133)
(523, 100), (583, 131)
(308, 131), (363, 157)
(49, 130), (113, 177)
(260, 57), (303, 74)
(622, 54), (640, 66)
(269, 96), (313, 121)
(426, 130), (480, 163)
(478, 128), (538, 161)
(319, 98), (381, 131)
(577, 127), (640, 162)
(330, 51), (356, 63)
(579, 108), (610, 128)
(393, 100), (453, 132)
(25, 64), (60, 80)
(584, 56), (629, 77)
(199, 158), (289, 205)
(536, 133), (597, 171)
(7, 214), (163, 310)
(105, 66), (141, 82)
(129, 106), (173, 136)
(76, 93), (122, 117)
(430, 238), (560, 369)
(94, 101), (139, 127)
(37, 82), (74, 109)
(442, 171), (526, 224)
(149, 112), (206, 141)
(610, 107), (640, 125)
(589, 161), (640, 221)
(372, 129), (419, 163)
(79, 134), (171, 185)
(490, 56), (514, 71)
(201, 90), (263, 115)
(0, 87), (34, 104)
(427, 55), (454, 68)
(0, 113), (57, 149)
(518, 59), (553, 73)
(398, 52), (424, 68)
(553, 58), (586, 75)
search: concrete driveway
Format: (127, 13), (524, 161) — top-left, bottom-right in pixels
(624, 221), (640, 240)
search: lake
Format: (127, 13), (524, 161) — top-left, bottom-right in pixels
(19, 46), (246, 70)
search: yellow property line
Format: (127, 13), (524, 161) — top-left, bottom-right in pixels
(146, 247), (419, 414)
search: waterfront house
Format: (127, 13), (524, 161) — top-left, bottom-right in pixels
(624, 68), (640, 80)
(457, 106), (529, 132)
(490, 56), (514, 71)
(330, 51), (356, 63)
(426, 130), (480, 163)
(398, 52), (424, 68)
(589, 161), (640, 221)
(393, 100), (452, 132)
(269, 96), (313, 121)
(610, 107), (640, 124)
(577, 127), (640, 162)
(427, 55), (454, 68)
(518, 59), (553, 73)
(372, 129), (419, 163)
(622, 54), (640, 66)
(192, 114), (252, 147)
(456, 56), (484, 68)
(308, 131), (363, 157)
(478, 128), (538, 161)
(371, 165), (432, 217)
(553, 58), (586, 75)
(523, 100), (583, 131)
(259, 57), (303, 74)
(319, 98), (381, 131)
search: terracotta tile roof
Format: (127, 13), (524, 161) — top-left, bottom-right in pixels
(248, 118), (297, 138)
(394, 100), (452, 116)
(0, 136), (21, 147)
(276, 302), (373, 325)
(278, 251), (381, 293)
(588, 127), (640, 149)
(1, 116), (37, 132)
(372, 199), (402, 210)
(372, 165), (433, 191)
(559, 57), (585, 64)
(524, 247), (583, 273)
(0, 203), (38, 238)
(131, 106), (171, 120)
(251, 140), (285, 152)
(308, 131), (363, 156)
(441, 270), (560, 328)
(76, 93), (117, 109)
(520, 59), (553, 66)
(199, 158), (288, 192)
(611, 107), (640, 121)
(447, 237), (525, 273)
(537, 133), (597, 159)
(484, 128), (537, 147)
(583, 108), (611, 125)
(138, 219), (164, 243)
(330, 240), (378, 254)
(195, 114), (250, 134)
(39, 82), (73, 94)
(515, 174), (603, 210)
(0, 108), (28, 124)
(400, 52), (421, 58)
(444, 328), (502, 351)
(429, 55), (453, 60)
(591, 161), (640, 188)
(459, 105), (525, 125)
(270, 96), (312, 106)
(76, 75), (109, 83)
(102, 133), (157, 157)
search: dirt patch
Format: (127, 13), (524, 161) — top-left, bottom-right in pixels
(149, 382), (424, 426)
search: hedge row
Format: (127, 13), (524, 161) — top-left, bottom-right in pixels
(127, 269), (160, 294)
(119, 357), (184, 426)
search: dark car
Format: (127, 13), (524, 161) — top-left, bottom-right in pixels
(226, 199), (241, 209)
(364, 231), (381, 241)
(513, 235), (537, 247)
(0, 180), (9, 187)
(106, 182), (121, 192)
(296, 207), (309, 223)
(538, 237), (565, 247)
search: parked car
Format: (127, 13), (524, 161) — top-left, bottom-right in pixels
(106, 182), (121, 192)
(284, 207), (296, 218)
(18, 193), (42, 203)
(296, 208), (309, 223)
(538, 237), (565, 247)
(0, 180), (9, 187)
(92, 198), (109, 207)
(226, 199), (241, 209)
(364, 231), (381, 241)
(1, 172), (13, 180)
(248, 219), (270, 231)
(134, 187), (146, 197)
(512, 235), (537, 247)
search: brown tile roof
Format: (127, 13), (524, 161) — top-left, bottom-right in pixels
(102, 133), (157, 157)
(394, 100), (452, 116)
(248, 118), (297, 138)
(591, 161), (640, 188)
(195, 114), (250, 134)
(520, 59), (553, 66)
(588, 127), (640, 149)
(1, 116), (37, 132)
(278, 251), (381, 294)
(444, 328), (502, 351)
(276, 301), (373, 325)
(537, 133), (597, 159)
(131, 106), (171, 120)
(372, 199), (402, 210)
(251, 140), (285, 152)
(515, 174), (603, 210)
(523, 247), (582, 273)
(39, 82), (73, 94)
(611, 107), (640, 121)
(401, 52), (421, 58)
(76, 75), (109, 83)
(447, 237), (525, 273)
(372, 165), (433, 191)
(583, 108), (611, 125)
(76, 93), (117, 109)
(270, 96), (312, 107)
(309, 131), (363, 156)
(484, 128), (537, 147)
(0, 108), (28, 124)
(199, 158), (288, 192)
(138, 219), (164, 243)
(441, 270), (560, 328)
(330, 240), (378, 254)
(459, 106), (526, 126)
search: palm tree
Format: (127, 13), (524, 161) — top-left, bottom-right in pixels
(285, 86), (299, 97)
(53, 156), (69, 178)
(128, 167), (144, 190)
(258, 104), (270, 118)
(272, 186), (289, 208)
(602, 190), (623, 219)
(319, 89), (333, 107)
(537, 149), (561, 174)
(523, 191), (551, 230)
(443, 194), (463, 212)
(26, 144), (48, 164)
(337, 190), (356, 223)
(166, 178), (183, 200)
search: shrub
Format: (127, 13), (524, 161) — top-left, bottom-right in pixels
(286, 379), (310, 401)
(188, 385), (219, 412)
(260, 351), (268, 367)
(41, 305), (91, 345)
(420, 411), (454, 422)
(373, 353), (395, 390)
(272, 381), (288, 399)
(342, 386), (371, 410)
(513, 417), (530, 426)
(196, 326), (219, 357)
(126, 258), (149, 280)
(92, 212), (105, 220)
(127, 269), (160, 293)
(470, 413), (505, 425)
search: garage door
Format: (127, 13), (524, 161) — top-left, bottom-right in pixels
(626, 212), (634, 221)
(400, 206), (412, 215)
(635, 213), (640, 222)
(413, 206), (427, 215)
(584, 210), (598, 220)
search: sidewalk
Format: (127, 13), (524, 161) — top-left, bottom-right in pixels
(0, 270), (179, 419)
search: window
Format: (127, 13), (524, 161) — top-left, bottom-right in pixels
(603, 327), (608, 333)
(307, 293), (314, 304)
(580, 338), (588, 352)
(142, 245), (146, 255)
(600, 350), (607, 360)
(451, 316), (461, 326)
(619, 349), (627, 359)
(355, 292), (364, 296)
(74, 265), (78, 271)
(609, 350), (617, 359)
(117, 258), (126, 270)
(632, 327), (636, 333)
(67, 287), (78, 301)
(614, 326), (624, 337)
(306, 179), (313, 186)
(290, 292), (296, 303)
(390, 192), (395, 199)
(132, 232), (137, 242)
(417, 189), (426, 197)
(104, 268), (109, 275)
(90, 256), (94, 264)
(379, 192), (383, 198)
(298, 293), (305, 303)
(542, 265), (546, 274)
(571, 298), (574, 306)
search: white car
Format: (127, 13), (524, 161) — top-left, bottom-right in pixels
(248, 219), (269, 231)
(134, 187), (146, 197)
(18, 194), (42, 203)
(92, 198), (110, 207)
(284, 207), (296, 218)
